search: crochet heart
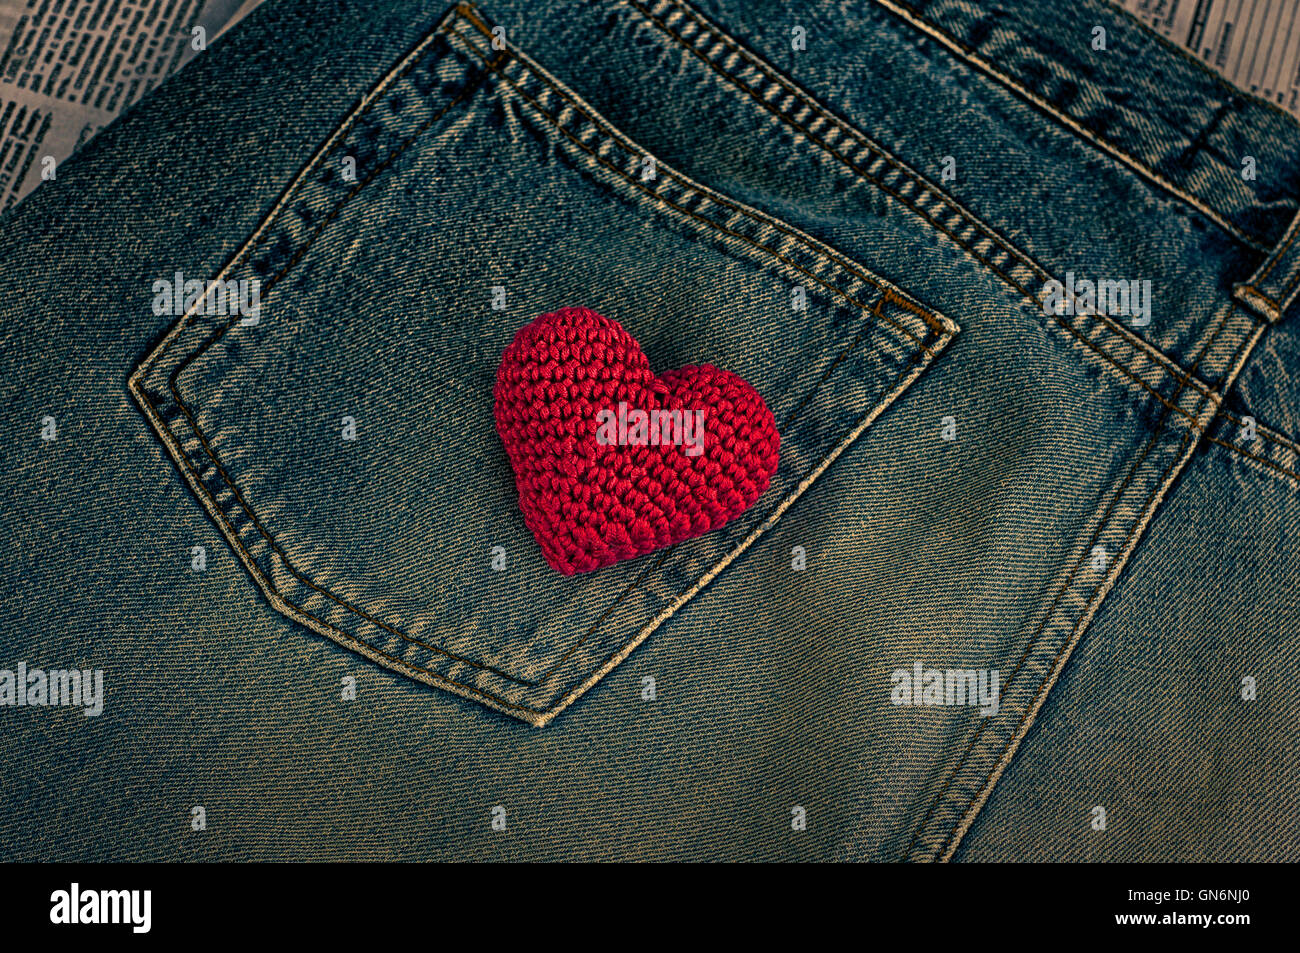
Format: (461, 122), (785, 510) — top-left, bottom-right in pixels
(494, 307), (780, 575)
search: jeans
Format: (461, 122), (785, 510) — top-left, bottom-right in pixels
(1, 0), (1298, 861)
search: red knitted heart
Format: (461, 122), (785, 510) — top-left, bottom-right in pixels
(494, 307), (780, 575)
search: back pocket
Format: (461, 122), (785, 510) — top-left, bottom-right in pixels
(129, 2), (957, 725)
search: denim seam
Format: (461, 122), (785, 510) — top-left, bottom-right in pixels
(628, 0), (1285, 472)
(1194, 313), (1300, 482)
(915, 304), (1236, 860)
(911, 412), (1197, 859)
(166, 369), (540, 687)
(865, 0), (1300, 459)
(128, 406), (551, 717)
(869, 0), (1272, 253)
(1220, 414), (1300, 455)
(1207, 412), (1300, 484)
(131, 3), (958, 724)
(1278, 266), (1300, 302)
(945, 420), (1206, 860)
(453, 19), (943, 336)
(1200, 359), (1300, 484)
(941, 345), (1247, 857)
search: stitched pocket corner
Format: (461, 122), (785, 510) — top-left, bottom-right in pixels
(130, 2), (957, 725)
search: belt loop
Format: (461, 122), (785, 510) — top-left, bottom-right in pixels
(1234, 207), (1300, 323)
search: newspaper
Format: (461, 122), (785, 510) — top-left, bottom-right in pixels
(0, 0), (261, 210)
(1120, 0), (1300, 116)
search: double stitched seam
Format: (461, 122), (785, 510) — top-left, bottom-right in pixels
(628, 0), (1261, 457)
(1208, 432), (1300, 484)
(630, 0), (1109, 340)
(924, 301), (1237, 853)
(150, 421), (549, 715)
(1193, 309), (1300, 482)
(1203, 406), (1300, 484)
(135, 19), (464, 381)
(628, 2), (1055, 313)
(874, 0), (1273, 253)
(940, 416), (1210, 859)
(911, 303), (1233, 859)
(1219, 414), (1300, 455)
(454, 16), (942, 345)
(124, 18), (546, 716)
(942, 420), (1205, 860)
(1216, 405), (1300, 458)
(868, 0), (1300, 478)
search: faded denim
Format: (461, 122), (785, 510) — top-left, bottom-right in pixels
(1, 0), (1298, 861)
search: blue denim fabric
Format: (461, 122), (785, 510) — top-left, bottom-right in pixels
(1, 0), (1297, 860)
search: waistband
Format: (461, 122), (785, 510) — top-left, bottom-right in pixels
(877, 0), (1300, 254)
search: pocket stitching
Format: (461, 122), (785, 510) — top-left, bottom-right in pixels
(149, 18), (532, 686)
(133, 2), (957, 722)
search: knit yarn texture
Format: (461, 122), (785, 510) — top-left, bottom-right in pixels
(494, 307), (781, 575)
